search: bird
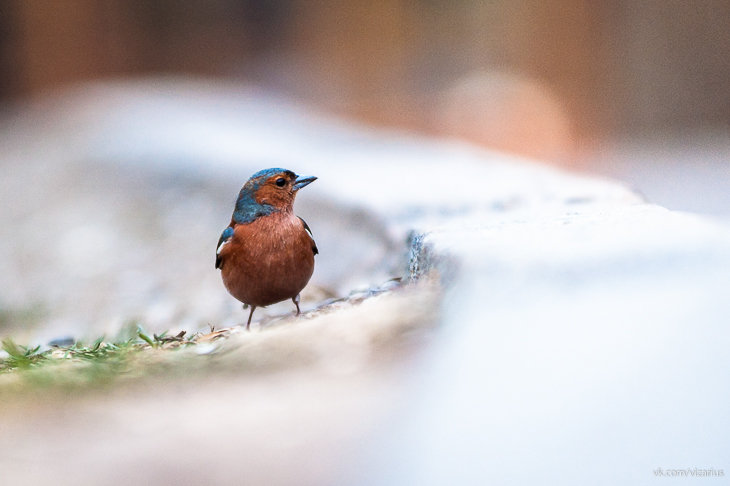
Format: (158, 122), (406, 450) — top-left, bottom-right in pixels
(215, 168), (318, 330)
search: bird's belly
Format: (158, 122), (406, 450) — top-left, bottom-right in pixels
(220, 223), (315, 307)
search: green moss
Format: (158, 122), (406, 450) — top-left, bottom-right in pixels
(0, 328), (200, 390)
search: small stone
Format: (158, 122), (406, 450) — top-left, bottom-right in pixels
(48, 337), (75, 347)
(194, 343), (219, 355)
(379, 280), (402, 291)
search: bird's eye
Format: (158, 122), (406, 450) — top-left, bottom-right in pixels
(275, 178), (286, 187)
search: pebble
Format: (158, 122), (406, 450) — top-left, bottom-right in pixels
(48, 337), (75, 347)
(194, 343), (219, 355)
(378, 280), (402, 291)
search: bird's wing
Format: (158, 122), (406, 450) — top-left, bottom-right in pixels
(297, 216), (319, 256)
(215, 226), (235, 269)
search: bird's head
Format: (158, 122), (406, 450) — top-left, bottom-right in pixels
(233, 168), (316, 223)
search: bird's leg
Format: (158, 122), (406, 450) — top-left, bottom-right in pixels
(292, 294), (301, 316)
(246, 305), (257, 330)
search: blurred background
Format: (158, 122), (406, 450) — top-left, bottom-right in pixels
(0, 0), (729, 340)
(0, 0), (728, 164)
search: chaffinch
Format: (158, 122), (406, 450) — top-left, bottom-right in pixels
(216, 168), (318, 329)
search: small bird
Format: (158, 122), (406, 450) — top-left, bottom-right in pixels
(216, 168), (318, 329)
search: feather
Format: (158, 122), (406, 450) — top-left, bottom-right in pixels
(215, 226), (235, 269)
(298, 216), (319, 255)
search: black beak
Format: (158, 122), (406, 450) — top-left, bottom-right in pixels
(293, 175), (317, 190)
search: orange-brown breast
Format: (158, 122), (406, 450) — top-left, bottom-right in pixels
(218, 212), (316, 307)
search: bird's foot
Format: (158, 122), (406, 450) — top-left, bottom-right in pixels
(292, 294), (301, 316)
(246, 305), (257, 330)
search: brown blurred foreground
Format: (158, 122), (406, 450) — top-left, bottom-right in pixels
(1, 0), (729, 163)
